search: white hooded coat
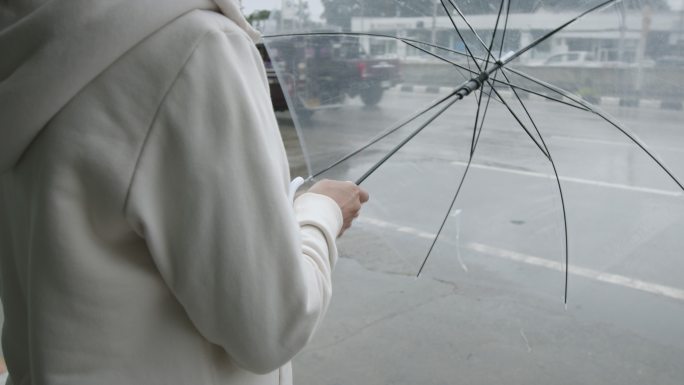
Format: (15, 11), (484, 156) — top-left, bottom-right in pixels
(0, 1), (343, 384)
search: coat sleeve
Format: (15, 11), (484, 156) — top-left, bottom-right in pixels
(123, 27), (343, 374)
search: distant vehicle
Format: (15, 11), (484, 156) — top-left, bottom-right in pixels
(530, 51), (656, 68)
(257, 38), (401, 118)
(542, 51), (601, 67)
(348, 57), (401, 106)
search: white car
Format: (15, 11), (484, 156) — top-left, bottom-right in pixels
(534, 51), (654, 68)
(543, 51), (601, 67)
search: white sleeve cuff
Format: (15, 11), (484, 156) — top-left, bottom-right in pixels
(293, 192), (343, 266)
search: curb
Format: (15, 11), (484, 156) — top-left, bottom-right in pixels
(598, 96), (683, 110)
(400, 84), (449, 94)
(395, 84), (683, 111)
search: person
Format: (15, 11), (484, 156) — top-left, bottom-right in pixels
(0, 1), (368, 384)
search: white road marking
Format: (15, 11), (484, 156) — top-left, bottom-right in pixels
(468, 242), (684, 302)
(450, 161), (683, 197)
(357, 217), (684, 302)
(360, 217), (434, 239)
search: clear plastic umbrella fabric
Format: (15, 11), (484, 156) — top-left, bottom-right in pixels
(255, 1), (684, 383)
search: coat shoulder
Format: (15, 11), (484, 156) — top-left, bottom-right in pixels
(157, 9), (252, 57)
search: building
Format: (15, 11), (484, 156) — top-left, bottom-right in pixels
(350, 8), (684, 65)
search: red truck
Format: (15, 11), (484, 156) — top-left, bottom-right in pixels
(258, 38), (401, 118)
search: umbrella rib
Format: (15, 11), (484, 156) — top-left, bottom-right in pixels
(469, 76), (488, 160)
(438, 0), (483, 72)
(446, 0), (498, 63)
(495, 72), (571, 303)
(472, 75), (501, 157)
(504, 67), (597, 103)
(417, 157), (474, 277)
(432, 0), (586, 118)
(417, 1), (622, 69)
(416, 0), (510, 277)
(483, 0), (507, 72)
(400, 40), (477, 77)
(501, 0), (622, 65)
(501, 85), (589, 111)
(487, 86), (550, 159)
(395, 40), (587, 112)
(400, 40), (482, 101)
(310, 91), (457, 180)
(353, 67), (512, 184)
(492, 79), (590, 111)
(269, 0), (619, 111)
(396, 41), (586, 113)
(403, 39), (492, 67)
(504, 67), (684, 192)
(264, 32), (490, 74)
(417, 76), (501, 276)
(497, 0), (512, 59)
(264, 32), (494, 66)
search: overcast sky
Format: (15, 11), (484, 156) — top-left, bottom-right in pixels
(671, 0), (684, 10)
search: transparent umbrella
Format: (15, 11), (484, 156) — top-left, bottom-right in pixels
(254, 1), (684, 383)
(258, 0), (684, 304)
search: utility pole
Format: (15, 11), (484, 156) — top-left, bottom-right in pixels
(679, 1), (684, 48)
(298, 0), (304, 30)
(431, 0), (438, 52)
(618, 2), (627, 63)
(635, 5), (651, 95)
(360, 2), (365, 32)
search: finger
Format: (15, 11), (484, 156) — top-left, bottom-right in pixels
(351, 201), (362, 212)
(358, 188), (370, 203)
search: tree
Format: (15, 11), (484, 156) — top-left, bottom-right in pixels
(246, 9), (271, 30)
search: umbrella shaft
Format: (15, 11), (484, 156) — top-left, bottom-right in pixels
(355, 69), (498, 185)
(456, 71), (491, 99)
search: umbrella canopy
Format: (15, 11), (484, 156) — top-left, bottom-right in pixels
(254, 0), (684, 383)
(261, 0), (683, 290)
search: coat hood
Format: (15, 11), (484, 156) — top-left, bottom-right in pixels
(0, 0), (260, 172)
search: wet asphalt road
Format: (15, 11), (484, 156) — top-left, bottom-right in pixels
(1, 87), (679, 384)
(278, 86), (684, 384)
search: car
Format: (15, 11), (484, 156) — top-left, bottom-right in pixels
(542, 51), (601, 67)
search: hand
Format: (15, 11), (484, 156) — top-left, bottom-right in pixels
(308, 179), (369, 236)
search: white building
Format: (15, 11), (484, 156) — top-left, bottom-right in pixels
(351, 9), (684, 64)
